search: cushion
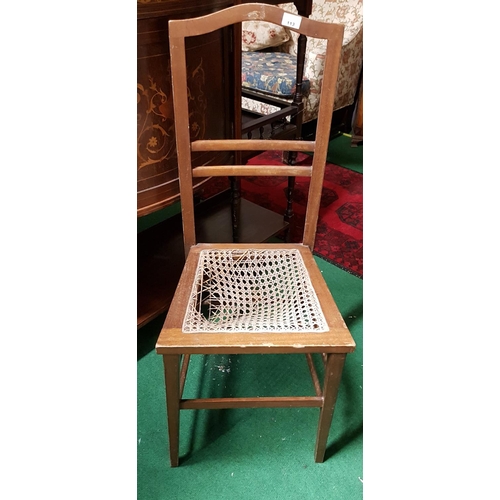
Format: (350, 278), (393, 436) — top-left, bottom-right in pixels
(241, 52), (310, 98)
(242, 21), (290, 51)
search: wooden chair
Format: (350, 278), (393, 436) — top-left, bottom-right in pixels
(155, 2), (355, 467)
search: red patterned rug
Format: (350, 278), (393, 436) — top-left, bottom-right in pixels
(201, 150), (362, 277)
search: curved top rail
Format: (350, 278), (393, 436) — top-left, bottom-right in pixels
(168, 2), (343, 42)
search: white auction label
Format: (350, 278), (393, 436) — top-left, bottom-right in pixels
(281, 12), (302, 29)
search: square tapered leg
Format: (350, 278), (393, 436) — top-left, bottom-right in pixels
(163, 355), (181, 467)
(314, 353), (346, 462)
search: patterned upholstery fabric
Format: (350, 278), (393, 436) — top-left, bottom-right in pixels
(241, 0), (363, 124)
(242, 52), (310, 98)
(242, 21), (290, 51)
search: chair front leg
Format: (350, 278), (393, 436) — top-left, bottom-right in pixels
(314, 353), (346, 463)
(163, 354), (181, 467)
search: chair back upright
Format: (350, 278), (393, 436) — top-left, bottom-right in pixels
(168, 3), (344, 256)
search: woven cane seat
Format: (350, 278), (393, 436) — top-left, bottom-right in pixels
(183, 248), (328, 333)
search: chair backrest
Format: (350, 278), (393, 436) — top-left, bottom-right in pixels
(168, 3), (344, 256)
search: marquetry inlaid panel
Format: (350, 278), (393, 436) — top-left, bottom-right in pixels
(137, 0), (236, 216)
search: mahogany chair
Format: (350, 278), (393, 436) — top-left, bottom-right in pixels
(155, 3), (355, 467)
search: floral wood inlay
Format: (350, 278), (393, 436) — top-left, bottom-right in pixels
(137, 61), (207, 170)
(137, 77), (176, 170)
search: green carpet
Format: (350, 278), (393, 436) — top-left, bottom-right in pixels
(137, 137), (363, 499)
(326, 134), (363, 174)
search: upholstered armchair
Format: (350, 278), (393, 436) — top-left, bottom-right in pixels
(241, 0), (363, 130)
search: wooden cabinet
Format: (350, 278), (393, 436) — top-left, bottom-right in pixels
(137, 0), (237, 217)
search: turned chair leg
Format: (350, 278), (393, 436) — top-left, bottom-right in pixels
(314, 353), (346, 463)
(163, 355), (181, 467)
(229, 176), (241, 243)
(283, 176), (296, 243)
